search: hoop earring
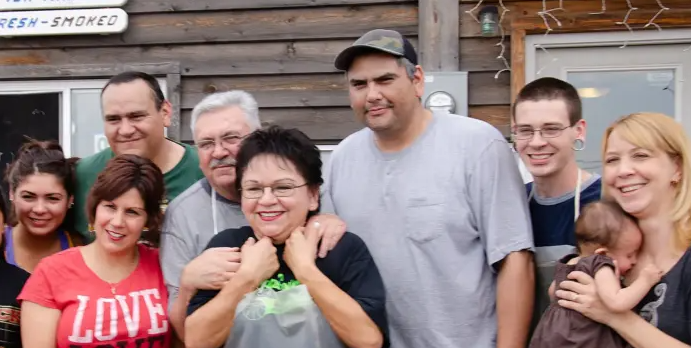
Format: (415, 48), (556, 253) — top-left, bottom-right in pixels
(572, 139), (586, 151)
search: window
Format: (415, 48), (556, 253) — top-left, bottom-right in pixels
(0, 79), (167, 158)
(317, 144), (337, 179)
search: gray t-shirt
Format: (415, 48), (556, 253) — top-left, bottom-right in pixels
(322, 111), (534, 348)
(160, 178), (247, 310)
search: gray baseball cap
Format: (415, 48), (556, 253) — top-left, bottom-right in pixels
(334, 29), (418, 71)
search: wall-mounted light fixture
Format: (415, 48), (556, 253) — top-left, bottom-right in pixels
(478, 5), (499, 37)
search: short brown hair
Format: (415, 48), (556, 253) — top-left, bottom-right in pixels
(575, 199), (636, 252)
(86, 154), (166, 246)
(512, 77), (582, 125)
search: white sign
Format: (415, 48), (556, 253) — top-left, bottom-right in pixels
(94, 134), (110, 153)
(0, 0), (127, 11)
(0, 8), (128, 37)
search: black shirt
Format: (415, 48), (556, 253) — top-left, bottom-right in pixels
(0, 260), (30, 348)
(187, 226), (389, 347)
(634, 247), (691, 343)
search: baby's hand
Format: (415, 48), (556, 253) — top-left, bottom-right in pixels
(641, 264), (663, 284)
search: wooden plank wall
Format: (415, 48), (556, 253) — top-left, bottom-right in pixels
(0, 0), (518, 143)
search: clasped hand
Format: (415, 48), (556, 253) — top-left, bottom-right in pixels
(236, 224), (322, 287)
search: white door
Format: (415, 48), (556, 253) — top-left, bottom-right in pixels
(527, 31), (691, 175)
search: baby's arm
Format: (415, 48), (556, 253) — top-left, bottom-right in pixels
(594, 265), (661, 312)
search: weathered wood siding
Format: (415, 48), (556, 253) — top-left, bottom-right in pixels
(0, 0), (515, 143)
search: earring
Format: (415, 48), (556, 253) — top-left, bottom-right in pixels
(88, 224), (94, 233)
(572, 139), (586, 151)
(142, 227), (150, 233)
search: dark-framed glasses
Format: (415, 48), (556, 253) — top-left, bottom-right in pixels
(512, 125), (570, 140)
(195, 134), (246, 152)
(240, 183), (308, 199)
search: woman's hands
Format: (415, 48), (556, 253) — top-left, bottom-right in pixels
(236, 237), (280, 288)
(555, 270), (623, 325)
(284, 225), (320, 281)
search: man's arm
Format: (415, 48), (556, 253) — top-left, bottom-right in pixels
(496, 251), (535, 348)
(160, 212), (195, 340)
(469, 137), (535, 348)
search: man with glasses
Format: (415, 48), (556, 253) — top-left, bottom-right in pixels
(73, 71), (204, 240)
(160, 91), (347, 342)
(511, 77), (601, 333)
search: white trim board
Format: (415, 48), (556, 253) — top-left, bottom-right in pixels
(524, 28), (691, 82)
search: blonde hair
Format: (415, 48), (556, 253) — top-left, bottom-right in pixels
(601, 112), (691, 251)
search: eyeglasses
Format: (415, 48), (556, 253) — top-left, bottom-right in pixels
(195, 134), (246, 152)
(512, 125), (571, 140)
(240, 183), (308, 199)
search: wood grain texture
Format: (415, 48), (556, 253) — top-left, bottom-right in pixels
(0, 62), (179, 79)
(459, 37), (512, 72)
(510, 29), (525, 105)
(419, 0), (460, 71)
(166, 73), (182, 141)
(180, 104), (510, 141)
(180, 71), (508, 110)
(0, 38), (509, 76)
(512, 6), (691, 32)
(124, 0), (415, 13)
(0, 4), (418, 49)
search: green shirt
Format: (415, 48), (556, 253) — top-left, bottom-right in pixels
(73, 140), (204, 242)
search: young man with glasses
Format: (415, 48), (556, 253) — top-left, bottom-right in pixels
(160, 91), (347, 342)
(511, 77), (602, 332)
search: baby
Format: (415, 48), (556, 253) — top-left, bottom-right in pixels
(529, 199), (663, 348)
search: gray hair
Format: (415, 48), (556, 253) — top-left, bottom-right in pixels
(397, 57), (416, 79)
(190, 90), (261, 138)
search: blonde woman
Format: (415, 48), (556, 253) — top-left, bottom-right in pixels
(556, 112), (691, 347)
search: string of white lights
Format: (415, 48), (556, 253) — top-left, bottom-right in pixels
(464, 0), (484, 24)
(537, 0), (564, 35)
(494, 0), (511, 79)
(616, 0), (638, 48)
(534, 0), (564, 76)
(644, 0), (669, 31)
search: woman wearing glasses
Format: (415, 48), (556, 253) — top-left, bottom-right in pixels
(185, 126), (389, 348)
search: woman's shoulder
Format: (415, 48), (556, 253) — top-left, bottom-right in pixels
(325, 231), (370, 258)
(31, 247), (84, 275)
(206, 226), (254, 249)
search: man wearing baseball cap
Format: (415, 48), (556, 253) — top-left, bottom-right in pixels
(323, 29), (535, 348)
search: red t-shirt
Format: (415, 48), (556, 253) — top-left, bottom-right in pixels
(18, 244), (171, 348)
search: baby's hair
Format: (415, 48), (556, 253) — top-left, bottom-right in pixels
(575, 199), (637, 253)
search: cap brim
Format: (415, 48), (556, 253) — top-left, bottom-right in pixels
(334, 45), (404, 71)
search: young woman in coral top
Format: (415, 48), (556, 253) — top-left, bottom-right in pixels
(18, 154), (173, 348)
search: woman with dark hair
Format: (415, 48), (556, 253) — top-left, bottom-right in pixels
(18, 154), (173, 348)
(4, 139), (80, 272)
(185, 126), (388, 348)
